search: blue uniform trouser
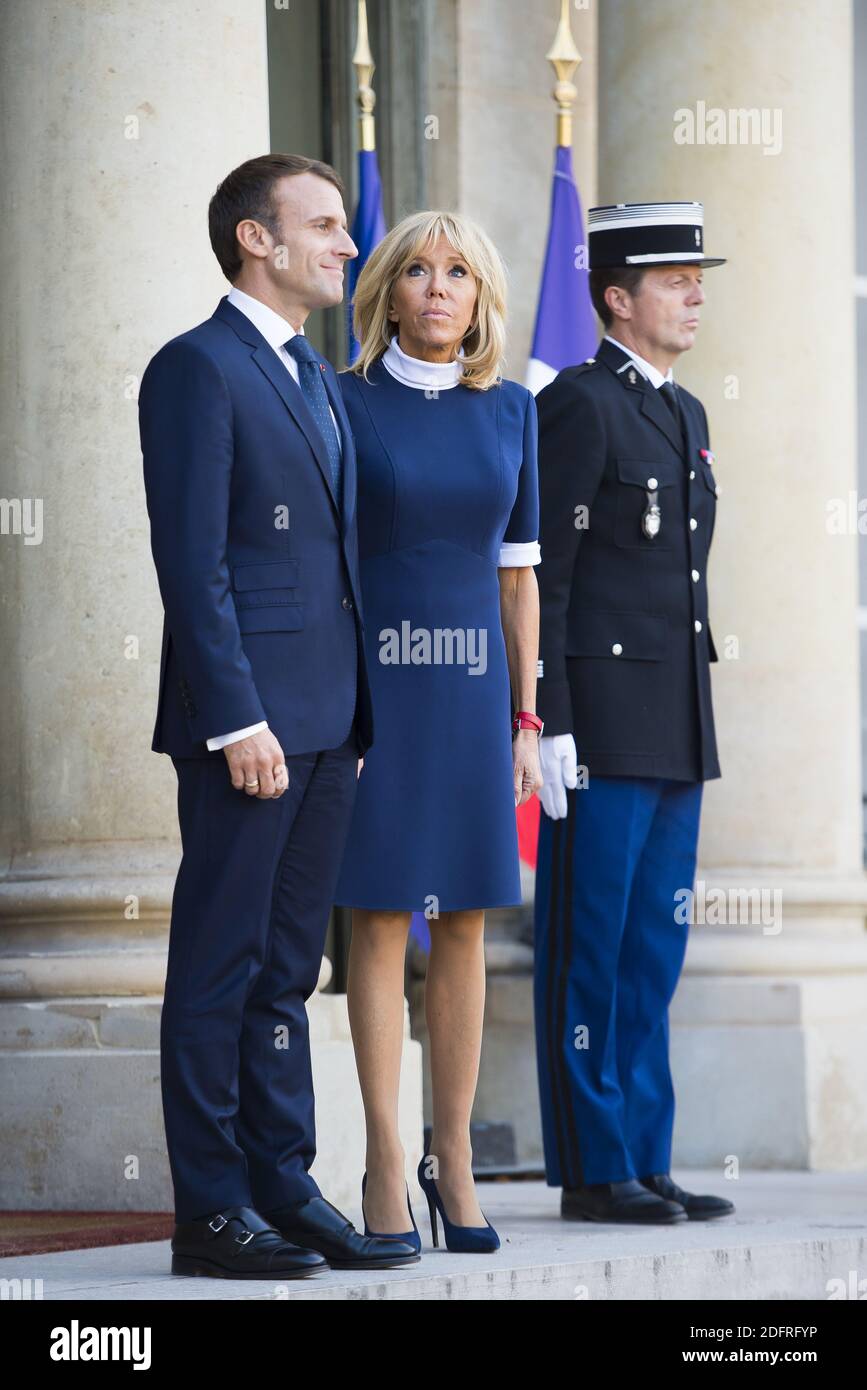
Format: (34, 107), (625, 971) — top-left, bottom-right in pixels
(533, 775), (703, 1188)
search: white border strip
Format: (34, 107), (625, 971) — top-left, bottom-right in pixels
(589, 214), (703, 233)
(625, 251), (705, 263)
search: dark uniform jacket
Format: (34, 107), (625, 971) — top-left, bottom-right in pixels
(535, 335), (721, 782)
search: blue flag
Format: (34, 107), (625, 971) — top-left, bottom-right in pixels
(526, 144), (597, 395)
(348, 148), (386, 363)
(409, 911), (431, 954)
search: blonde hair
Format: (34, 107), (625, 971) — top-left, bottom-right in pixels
(348, 210), (507, 391)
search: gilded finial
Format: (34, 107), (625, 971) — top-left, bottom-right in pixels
(546, 0), (582, 148)
(353, 0), (377, 152)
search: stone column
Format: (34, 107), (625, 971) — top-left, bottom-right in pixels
(0, 0), (423, 1212)
(426, 0), (597, 375)
(410, 0), (598, 1168)
(598, 0), (867, 1167)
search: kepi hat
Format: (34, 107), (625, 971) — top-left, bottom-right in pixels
(587, 202), (726, 269)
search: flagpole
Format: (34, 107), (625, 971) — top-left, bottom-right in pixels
(546, 0), (581, 148)
(347, 2), (386, 362)
(519, 4), (589, 862)
(353, 0), (376, 153)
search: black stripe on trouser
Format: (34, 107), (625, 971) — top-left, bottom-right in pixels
(545, 795), (584, 1188)
(543, 815), (569, 1183)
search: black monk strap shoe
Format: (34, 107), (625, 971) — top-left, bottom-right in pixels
(263, 1195), (420, 1269)
(171, 1203), (328, 1279)
(561, 1178), (687, 1224)
(639, 1172), (735, 1220)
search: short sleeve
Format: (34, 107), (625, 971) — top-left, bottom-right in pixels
(498, 388), (541, 567)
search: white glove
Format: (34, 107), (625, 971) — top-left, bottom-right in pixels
(538, 734), (579, 820)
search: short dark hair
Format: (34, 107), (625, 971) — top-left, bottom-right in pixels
(208, 153), (345, 282)
(588, 266), (648, 328)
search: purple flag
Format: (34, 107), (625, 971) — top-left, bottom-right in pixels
(348, 148), (386, 363)
(526, 144), (597, 395)
(409, 911), (431, 953)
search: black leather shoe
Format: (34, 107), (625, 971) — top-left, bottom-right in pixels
(561, 1178), (687, 1224)
(639, 1172), (735, 1220)
(264, 1195), (420, 1268)
(171, 1204), (328, 1279)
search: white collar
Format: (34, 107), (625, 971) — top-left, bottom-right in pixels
(604, 334), (674, 390)
(227, 285), (304, 351)
(381, 335), (465, 389)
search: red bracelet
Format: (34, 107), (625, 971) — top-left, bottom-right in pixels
(512, 710), (544, 737)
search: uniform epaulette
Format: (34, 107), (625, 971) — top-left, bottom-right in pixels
(560, 357), (600, 380)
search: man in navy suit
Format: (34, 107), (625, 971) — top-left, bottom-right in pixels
(140, 154), (417, 1278)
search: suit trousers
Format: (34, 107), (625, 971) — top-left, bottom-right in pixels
(162, 724), (361, 1221)
(533, 775), (703, 1188)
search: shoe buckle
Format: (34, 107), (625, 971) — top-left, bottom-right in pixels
(234, 1228), (254, 1245)
(208, 1214), (228, 1233)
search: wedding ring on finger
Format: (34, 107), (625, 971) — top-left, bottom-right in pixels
(244, 778), (260, 788)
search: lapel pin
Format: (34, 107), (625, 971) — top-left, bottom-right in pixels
(628, 368), (638, 385)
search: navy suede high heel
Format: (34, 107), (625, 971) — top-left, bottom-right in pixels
(417, 1154), (500, 1252)
(361, 1171), (422, 1254)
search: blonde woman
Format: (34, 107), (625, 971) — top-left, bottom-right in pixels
(333, 211), (542, 1253)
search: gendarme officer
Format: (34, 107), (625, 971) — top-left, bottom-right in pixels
(532, 201), (735, 1223)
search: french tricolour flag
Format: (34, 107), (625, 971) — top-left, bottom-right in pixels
(520, 142), (597, 867)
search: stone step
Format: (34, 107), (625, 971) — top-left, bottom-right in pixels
(4, 1171), (865, 1302)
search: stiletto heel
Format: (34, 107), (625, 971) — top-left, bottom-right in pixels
(417, 1154), (500, 1253)
(361, 1171), (422, 1254)
(424, 1188), (440, 1248)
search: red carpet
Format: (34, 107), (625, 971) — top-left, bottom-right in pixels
(0, 1211), (174, 1258)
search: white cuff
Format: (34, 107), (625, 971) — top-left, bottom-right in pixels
(206, 720), (269, 751)
(498, 539), (541, 567)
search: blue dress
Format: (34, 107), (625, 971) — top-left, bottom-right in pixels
(333, 354), (540, 912)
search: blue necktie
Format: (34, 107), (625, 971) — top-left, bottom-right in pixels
(284, 335), (343, 508)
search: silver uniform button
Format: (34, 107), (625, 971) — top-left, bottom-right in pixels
(689, 517), (698, 530)
(691, 569), (700, 582)
(647, 476), (658, 489)
(695, 620), (702, 633)
(612, 642), (623, 656)
(689, 469), (696, 479)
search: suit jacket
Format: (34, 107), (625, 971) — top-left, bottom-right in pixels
(535, 336), (720, 781)
(139, 296), (373, 759)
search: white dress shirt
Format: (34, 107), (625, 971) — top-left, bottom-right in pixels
(603, 334), (674, 389)
(380, 337), (541, 567)
(226, 284), (342, 439)
(207, 287), (341, 751)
